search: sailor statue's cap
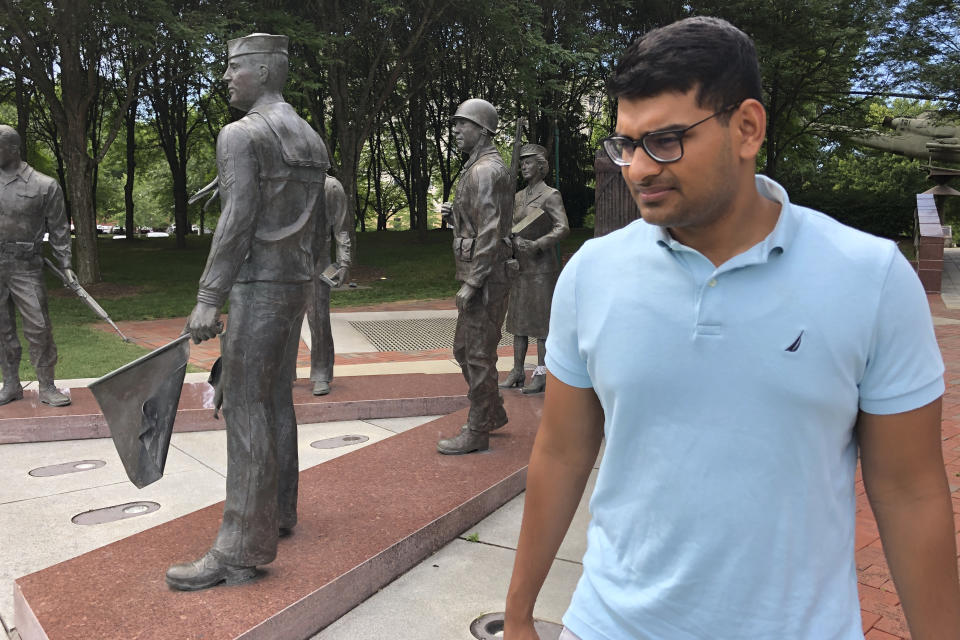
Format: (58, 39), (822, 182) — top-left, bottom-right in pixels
(227, 33), (289, 59)
(519, 143), (547, 158)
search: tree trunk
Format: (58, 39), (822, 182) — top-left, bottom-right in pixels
(172, 160), (189, 249)
(14, 69), (28, 159)
(63, 126), (99, 283)
(124, 98), (136, 239)
(409, 88), (429, 241)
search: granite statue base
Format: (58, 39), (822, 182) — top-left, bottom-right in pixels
(13, 390), (542, 640)
(0, 373), (470, 445)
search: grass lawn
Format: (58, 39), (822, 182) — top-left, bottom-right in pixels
(9, 228), (595, 380)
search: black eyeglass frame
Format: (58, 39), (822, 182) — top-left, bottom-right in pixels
(601, 101), (744, 166)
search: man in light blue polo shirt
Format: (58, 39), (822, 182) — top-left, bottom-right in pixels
(503, 16), (960, 640)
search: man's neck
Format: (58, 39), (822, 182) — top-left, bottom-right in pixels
(668, 178), (782, 267)
(246, 93), (285, 113)
(466, 139), (496, 165)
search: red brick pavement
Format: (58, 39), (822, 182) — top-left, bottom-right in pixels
(95, 298), (960, 638)
(854, 308), (960, 639)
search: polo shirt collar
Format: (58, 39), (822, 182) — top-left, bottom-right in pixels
(654, 174), (801, 261)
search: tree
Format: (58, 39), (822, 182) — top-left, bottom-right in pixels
(876, 0), (960, 103)
(146, 5), (219, 248)
(0, 0), (160, 283)
(688, 0), (899, 183)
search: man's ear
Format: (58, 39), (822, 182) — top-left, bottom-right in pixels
(733, 98), (766, 161)
(257, 64), (269, 85)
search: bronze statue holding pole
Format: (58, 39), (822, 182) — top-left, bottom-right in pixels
(0, 124), (75, 407)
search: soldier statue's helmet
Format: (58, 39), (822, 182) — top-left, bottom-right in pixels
(519, 143), (547, 160)
(227, 33), (289, 59)
(450, 99), (498, 135)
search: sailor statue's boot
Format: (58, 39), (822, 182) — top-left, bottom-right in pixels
(312, 380), (331, 396)
(165, 550), (257, 591)
(36, 367), (70, 406)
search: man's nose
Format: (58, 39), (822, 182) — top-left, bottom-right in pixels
(622, 148), (662, 183)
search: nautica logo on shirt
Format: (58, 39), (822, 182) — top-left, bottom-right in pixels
(785, 330), (804, 352)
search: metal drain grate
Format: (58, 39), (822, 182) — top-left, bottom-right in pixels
(350, 318), (513, 352)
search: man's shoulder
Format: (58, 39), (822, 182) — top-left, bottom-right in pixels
(791, 201), (898, 267)
(23, 164), (59, 191)
(325, 175), (344, 196)
(469, 150), (509, 176)
(217, 119), (260, 148)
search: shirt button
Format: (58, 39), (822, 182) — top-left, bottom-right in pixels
(708, 279), (718, 287)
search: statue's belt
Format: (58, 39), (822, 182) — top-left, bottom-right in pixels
(0, 241), (40, 253)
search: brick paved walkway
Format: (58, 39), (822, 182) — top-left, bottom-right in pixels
(95, 298), (960, 638)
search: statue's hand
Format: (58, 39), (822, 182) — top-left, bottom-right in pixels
(330, 265), (349, 288)
(513, 237), (539, 255)
(62, 268), (78, 287)
(440, 202), (453, 225)
(185, 302), (222, 344)
(456, 283), (478, 311)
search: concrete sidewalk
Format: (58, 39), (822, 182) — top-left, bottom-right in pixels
(3, 294), (960, 639)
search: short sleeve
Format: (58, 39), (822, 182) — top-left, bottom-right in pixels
(545, 249), (593, 388)
(858, 250), (944, 414)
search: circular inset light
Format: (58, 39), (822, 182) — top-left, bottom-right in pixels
(29, 460), (106, 477)
(310, 435), (370, 449)
(72, 501), (160, 525)
(123, 504), (150, 515)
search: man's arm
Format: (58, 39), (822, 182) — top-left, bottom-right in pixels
(858, 397), (960, 639)
(504, 374), (604, 639)
(188, 124), (260, 342)
(43, 180), (72, 272)
(326, 177), (352, 284)
(463, 163), (508, 290)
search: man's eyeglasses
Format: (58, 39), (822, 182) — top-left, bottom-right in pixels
(600, 101), (742, 166)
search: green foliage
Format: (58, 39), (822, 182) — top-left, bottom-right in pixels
(784, 99), (938, 239)
(1, 0), (947, 260)
(790, 188), (914, 239)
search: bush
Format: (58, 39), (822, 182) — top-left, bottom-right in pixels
(790, 189), (915, 239)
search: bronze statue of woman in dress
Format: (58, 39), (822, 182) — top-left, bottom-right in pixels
(500, 143), (569, 394)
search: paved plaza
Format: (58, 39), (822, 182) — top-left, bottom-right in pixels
(3, 254), (960, 638)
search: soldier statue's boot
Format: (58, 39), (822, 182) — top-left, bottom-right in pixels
(498, 368), (525, 389)
(0, 378), (23, 406)
(312, 380), (331, 396)
(437, 426), (489, 455)
(0, 360), (23, 405)
(36, 368), (70, 407)
(165, 550), (257, 591)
